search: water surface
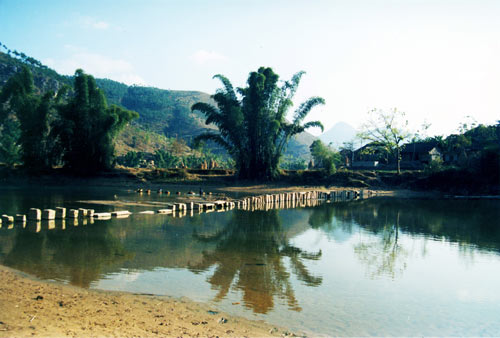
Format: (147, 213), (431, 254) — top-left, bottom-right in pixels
(1, 188), (499, 336)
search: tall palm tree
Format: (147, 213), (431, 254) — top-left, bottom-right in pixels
(192, 67), (324, 180)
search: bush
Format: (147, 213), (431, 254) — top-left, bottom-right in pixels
(323, 155), (337, 175)
(424, 158), (444, 174)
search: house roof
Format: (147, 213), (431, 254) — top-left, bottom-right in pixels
(353, 142), (386, 154)
(401, 141), (439, 154)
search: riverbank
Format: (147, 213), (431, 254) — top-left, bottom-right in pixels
(0, 265), (291, 338)
(2, 165), (497, 195)
(0, 166), (438, 199)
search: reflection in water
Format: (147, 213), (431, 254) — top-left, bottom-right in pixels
(354, 210), (408, 279)
(2, 221), (132, 287)
(307, 198), (500, 278)
(189, 210), (322, 313)
(1, 195), (500, 336)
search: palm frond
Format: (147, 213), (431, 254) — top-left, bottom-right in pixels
(302, 121), (324, 132)
(293, 96), (325, 124)
(194, 132), (232, 152)
(213, 74), (237, 100)
(285, 71), (305, 98)
(191, 102), (220, 126)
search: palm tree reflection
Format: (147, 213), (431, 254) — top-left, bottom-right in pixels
(189, 210), (322, 313)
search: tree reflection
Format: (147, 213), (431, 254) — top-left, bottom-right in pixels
(189, 210), (322, 313)
(353, 210), (408, 279)
(307, 198), (500, 279)
(3, 222), (132, 288)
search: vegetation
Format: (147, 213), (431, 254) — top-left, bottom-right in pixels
(0, 66), (65, 171)
(357, 108), (412, 174)
(192, 67), (324, 180)
(116, 149), (232, 169)
(309, 140), (342, 175)
(280, 156), (307, 170)
(0, 66), (137, 174)
(55, 69), (138, 173)
(0, 115), (21, 167)
(1, 49), (317, 167)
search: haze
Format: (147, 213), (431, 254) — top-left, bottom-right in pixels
(1, 0), (499, 137)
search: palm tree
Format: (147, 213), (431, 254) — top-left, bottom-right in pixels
(191, 67), (324, 180)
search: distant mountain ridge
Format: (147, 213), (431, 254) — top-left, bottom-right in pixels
(0, 51), (315, 158)
(319, 121), (357, 148)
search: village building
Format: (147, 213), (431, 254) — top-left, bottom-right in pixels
(400, 141), (442, 165)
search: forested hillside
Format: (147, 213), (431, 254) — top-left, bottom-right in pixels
(0, 50), (314, 159)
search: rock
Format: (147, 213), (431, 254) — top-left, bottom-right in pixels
(1, 215), (13, 224)
(78, 208), (88, 217)
(111, 210), (131, 217)
(42, 209), (56, 220)
(15, 214), (26, 223)
(55, 207), (66, 219)
(34, 295), (43, 300)
(94, 212), (112, 219)
(28, 208), (41, 220)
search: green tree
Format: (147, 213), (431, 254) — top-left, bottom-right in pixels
(0, 66), (64, 171)
(153, 149), (179, 168)
(0, 115), (21, 167)
(357, 108), (412, 174)
(309, 140), (341, 175)
(339, 140), (357, 167)
(192, 67), (324, 180)
(280, 156), (307, 170)
(118, 151), (145, 167)
(56, 69), (138, 174)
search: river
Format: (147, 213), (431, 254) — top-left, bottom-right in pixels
(0, 187), (499, 336)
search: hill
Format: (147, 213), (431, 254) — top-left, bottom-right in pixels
(319, 121), (357, 148)
(0, 50), (315, 159)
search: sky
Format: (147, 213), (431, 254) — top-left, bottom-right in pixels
(1, 0), (499, 137)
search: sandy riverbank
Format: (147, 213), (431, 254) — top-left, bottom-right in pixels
(0, 265), (291, 338)
(0, 173), (437, 337)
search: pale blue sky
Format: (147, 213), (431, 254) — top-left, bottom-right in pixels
(1, 0), (499, 137)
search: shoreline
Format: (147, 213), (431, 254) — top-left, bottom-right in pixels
(0, 265), (294, 338)
(0, 176), (442, 337)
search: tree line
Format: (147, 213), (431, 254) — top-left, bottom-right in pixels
(117, 149), (233, 169)
(0, 66), (138, 174)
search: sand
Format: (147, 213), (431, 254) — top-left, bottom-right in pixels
(0, 266), (291, 338)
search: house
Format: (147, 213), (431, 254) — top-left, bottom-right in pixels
(353, 142), (389, 163)
(350, 142), (388, 169)
(401, 141), (441, 164)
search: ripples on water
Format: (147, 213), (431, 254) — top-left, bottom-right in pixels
(1, 188), (500, 336)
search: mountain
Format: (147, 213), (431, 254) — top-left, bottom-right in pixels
(319, 121), (357, 148)
(0, 50), (316, 158)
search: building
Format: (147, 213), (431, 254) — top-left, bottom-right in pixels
(401, 141), (441, 164)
